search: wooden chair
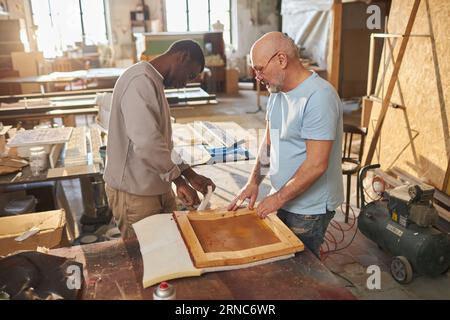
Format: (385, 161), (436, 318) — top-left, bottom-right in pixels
(342, 124), (367, 222)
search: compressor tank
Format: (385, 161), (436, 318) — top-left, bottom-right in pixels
(358, 201), (450, 277)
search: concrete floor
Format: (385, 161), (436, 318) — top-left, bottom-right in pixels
(64, 89), (450, 300)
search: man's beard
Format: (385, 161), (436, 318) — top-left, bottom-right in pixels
(267, 83), (282, 93)
(266, 73), (284, 93)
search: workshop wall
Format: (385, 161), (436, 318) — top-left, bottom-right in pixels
(106, 0), (280, 75)
(229, 0), (280, 77)
(363, 0), (450, 192)
(106, 0), (165, 63)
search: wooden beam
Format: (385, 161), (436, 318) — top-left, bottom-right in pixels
(361, 97), (373, 128)
(328, 1), (342, 90)
(443, 155), (450, 193)
(368, 95), (403, 109)
(371, 33), (430, 38)
(364, 0), (422, 166)
(366, 34), (376, 96)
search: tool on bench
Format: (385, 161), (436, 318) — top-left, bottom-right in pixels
(197, 185), (213, 211)
(189, 121), (250, 163)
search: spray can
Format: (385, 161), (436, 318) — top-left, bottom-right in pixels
(153, 281), (176, 300)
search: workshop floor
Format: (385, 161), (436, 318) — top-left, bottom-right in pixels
(63, 89), (450, 300)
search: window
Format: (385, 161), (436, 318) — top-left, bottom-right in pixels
(165, 0), (232, 45)
(30, 0), (108, 58)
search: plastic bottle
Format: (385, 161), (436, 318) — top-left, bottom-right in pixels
(29, 146), (47, 176)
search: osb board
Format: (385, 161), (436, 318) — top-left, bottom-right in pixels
(174, 208), (304, 268)
(364, 0), (450, 191)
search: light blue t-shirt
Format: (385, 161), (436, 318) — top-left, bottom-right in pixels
(266, 72), (344, 215)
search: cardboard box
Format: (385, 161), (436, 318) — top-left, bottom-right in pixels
(0, 209), (66, 256)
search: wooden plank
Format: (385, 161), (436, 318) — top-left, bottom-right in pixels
(266, 214), (304, 249)
(328, 1), (343, 90)
(435, 202), (450, 223)
(444, 157), (450, 193)
(366, 34), (376, 96)
(373, 168), (403, 187)
(187, 207), (254, 220)
(361, 97), (373, 128)
(364, 0), (422, 166)
(435, 189), (450, 209)
(173, 211), (209, 267)
(6, 127), (73, 147)
(390, 166), (426, 184)
(203, 242), (295, 268)
(49, 143), (63, 168)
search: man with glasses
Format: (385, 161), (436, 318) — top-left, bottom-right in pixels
(104, 40), (216, 239)
(228, 32), (344, 258)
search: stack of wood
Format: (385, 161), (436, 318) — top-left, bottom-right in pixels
(0, 19), (24, 96)
(0, 155), (28, 176)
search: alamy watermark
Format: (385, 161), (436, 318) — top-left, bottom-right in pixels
(366, 4), (382, 30)
(366, 265), (381, 290)
(66, 265), (82, 290)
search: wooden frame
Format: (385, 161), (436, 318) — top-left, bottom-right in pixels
(174, 208), (304, 268)
(328, 1), (343, 90)
(366, 33), (430, 98)
(364, 0), (421, 166)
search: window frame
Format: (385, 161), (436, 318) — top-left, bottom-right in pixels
(30, 0), (109, 47)
(168, 0), (233, 45)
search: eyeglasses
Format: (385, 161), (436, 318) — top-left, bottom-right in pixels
(253, 51), (280, 80)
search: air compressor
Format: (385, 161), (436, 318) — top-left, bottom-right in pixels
(357, 164), (450, 284)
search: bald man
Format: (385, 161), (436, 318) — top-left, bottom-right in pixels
(228, 32), (344, 257)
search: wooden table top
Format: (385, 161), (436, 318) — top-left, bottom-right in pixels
(50, 238), (356, 300)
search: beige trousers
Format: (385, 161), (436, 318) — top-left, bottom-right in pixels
(105, 185), (177, 239)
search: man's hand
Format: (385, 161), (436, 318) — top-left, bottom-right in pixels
(256, 193), (284, 218)
(183, 169), (216, 195)
(174, 176), (200, 206)
(228, 182), (259, 211)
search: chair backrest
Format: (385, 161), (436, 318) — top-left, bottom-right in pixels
(342, 124), (367, 163)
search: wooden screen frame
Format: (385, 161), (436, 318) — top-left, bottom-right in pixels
(174, 208), (304, 268)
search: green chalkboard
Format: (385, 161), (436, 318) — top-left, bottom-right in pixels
(144, 37), (205, 56)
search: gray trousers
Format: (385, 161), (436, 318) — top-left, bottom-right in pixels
(277, 209), (335, 258)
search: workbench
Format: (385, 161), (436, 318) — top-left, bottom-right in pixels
(50, 237), (355, 300)
(0, 128), (102, 188)
(0, 68), (124, 94)
(47, 161), (354, 299)
(0, 127), (104, 241)
(0, 86), (216, 126)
